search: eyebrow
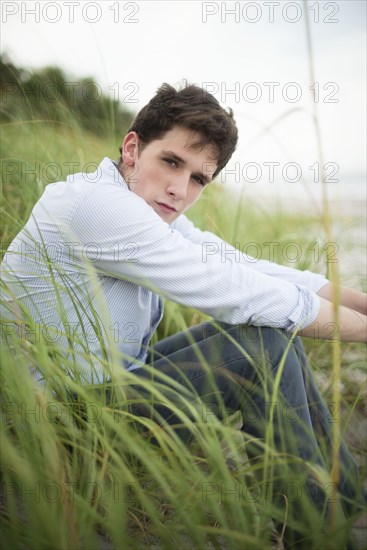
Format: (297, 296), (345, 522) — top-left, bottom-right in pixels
(161, 150), (213, 184)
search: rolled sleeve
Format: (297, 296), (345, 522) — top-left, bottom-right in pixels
(285, 285), (320, 333)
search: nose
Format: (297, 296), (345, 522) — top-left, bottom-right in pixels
(166, 174), (190, 201)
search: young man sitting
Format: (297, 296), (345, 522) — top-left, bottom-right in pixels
(1, 82), (366, 548)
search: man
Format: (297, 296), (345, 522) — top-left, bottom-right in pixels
(1, 82), (366, 547)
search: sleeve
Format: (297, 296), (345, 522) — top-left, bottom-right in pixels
(68, 185), (321, 333)
(170, 215), (330, 293)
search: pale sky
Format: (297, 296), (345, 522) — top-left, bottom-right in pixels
(1, 0), (366, 202)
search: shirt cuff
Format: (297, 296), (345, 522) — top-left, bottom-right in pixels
(286, 285), (321, 334)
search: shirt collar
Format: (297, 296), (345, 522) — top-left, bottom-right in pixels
(99, 157), (129, 190)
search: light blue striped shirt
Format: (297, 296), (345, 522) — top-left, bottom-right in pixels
(1, 157), (328, 384)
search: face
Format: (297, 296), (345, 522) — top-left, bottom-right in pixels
(119, 126), (218, 223)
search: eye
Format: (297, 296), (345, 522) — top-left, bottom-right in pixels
(163, 158), (178, 168)
(192, 175), (206, 186)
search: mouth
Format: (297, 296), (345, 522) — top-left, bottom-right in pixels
(155, 202), (178, 214)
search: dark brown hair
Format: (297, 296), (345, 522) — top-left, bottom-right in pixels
(119, 81), (238, 178)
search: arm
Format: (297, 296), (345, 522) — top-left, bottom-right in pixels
(317, 282), (367, 315)
(171, 216), (367, 343)
(298, 296), (367, 343)
(300, 282), (367, 342)
(171, 215), (329, 293)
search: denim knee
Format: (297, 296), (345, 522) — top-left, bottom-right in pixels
(226, 324), (291, 353)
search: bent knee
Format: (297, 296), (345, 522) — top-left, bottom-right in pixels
(232, 324), (290, 348)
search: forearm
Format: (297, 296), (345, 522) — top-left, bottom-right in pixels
(317, 282), (367, 315)
(299, 296), (367, 342)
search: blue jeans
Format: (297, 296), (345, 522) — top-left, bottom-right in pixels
(128, 322), (364, 549)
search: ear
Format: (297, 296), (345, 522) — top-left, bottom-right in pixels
(121, 131), (140, 166)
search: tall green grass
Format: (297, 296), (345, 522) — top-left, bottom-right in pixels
(1, 70), (366, 549)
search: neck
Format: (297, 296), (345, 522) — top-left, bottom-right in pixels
(117, 160), (133, 189)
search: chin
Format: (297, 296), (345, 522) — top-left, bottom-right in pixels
(163, 213), (178, 223)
